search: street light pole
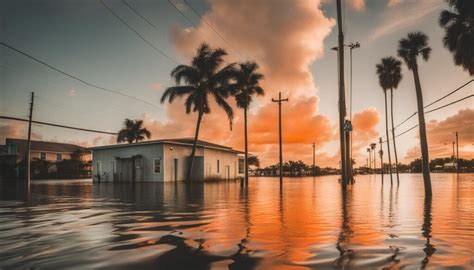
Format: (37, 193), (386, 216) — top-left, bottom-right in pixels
(272, 92), (288, 188)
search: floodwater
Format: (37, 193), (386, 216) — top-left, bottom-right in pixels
(0, 174), (473, 269)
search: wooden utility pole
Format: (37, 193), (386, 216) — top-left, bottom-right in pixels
(454, 131), (459, 173)
(336, 0), (348, 187)
(272, 92), (288, 187)
(312, 142), (316, 177)
(379, 138), (384, 183)
(26, 92), (35, 187)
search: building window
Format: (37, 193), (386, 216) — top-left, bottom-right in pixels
(56, 153), (62, 161)
(154, 158), (161, 174)
(238, 158), (244, 174)
(40, 152), (46, 160)
(217, 160), (220, 173)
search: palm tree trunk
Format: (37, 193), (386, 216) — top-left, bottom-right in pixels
(412, 64), (432, 197)
(244, 106), (249, 186)
(390, 89), (400, 184)
(384, 91), (393, 185)
(186, 110), (204, 184)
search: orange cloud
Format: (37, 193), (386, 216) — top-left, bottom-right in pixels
(350, 108), (381, 166)
(0, 120), (43, 144)
(150, 0), (338, 167)
(403, 108), (474, 162)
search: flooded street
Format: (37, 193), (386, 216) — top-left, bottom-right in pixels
(0, 174), (473, 269)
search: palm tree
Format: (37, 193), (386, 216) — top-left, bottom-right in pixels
(398, 31), (433, 197)
(439, 0), (474, 75)
(230, 62), (265, 185)
(376, 57), (402, 184)
(117, 119), (151, 144)
(161, 43), (236, 183)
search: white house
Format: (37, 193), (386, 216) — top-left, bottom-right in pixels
(90, 138), (245, 182)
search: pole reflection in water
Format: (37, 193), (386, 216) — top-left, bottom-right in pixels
(334, 188), (353, 267)
(0, 174), (473, 269)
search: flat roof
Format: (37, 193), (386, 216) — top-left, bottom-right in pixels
(90, 138), (245, 154)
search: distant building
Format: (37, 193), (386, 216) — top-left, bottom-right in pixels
(1, 138), (92, 180)
(90, 138), (245, 182)
(3, 138), (91, 163)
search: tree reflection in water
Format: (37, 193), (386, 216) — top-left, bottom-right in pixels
(421, 195), (435, 269)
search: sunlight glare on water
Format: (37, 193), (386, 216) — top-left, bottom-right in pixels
(0, 174), (473, 269)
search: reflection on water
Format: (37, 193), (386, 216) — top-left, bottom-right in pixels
(0, 174), (473, 269)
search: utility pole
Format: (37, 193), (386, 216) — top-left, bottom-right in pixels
(272, 92), (288, 187)
(336, 0), (348, 187)
(452, 141), (455, 161)
(347, 42), (360, 184)
(367, 148), (371, 173)
(371, 143), (376, 174)
(454, 131), (459, 173)
(379, 138), (384, 183)
(26, 92), (35, 188)
(312, 142), (316, 177)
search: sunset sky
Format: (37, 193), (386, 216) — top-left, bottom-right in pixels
(1, 0), (473, 167)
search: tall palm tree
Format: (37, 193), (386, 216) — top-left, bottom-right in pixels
(398, 31), (433, 197)
(376, 57), (402, 184)
(439, 0), (474, 75)
(161, 43), (236, 183)
(230, 62), (265, 186)
(117, 119), (151, 144)
(376, 58), (394, 184)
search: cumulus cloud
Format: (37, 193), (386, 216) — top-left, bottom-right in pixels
(0, 120), (43, 144)
(403, 108), (474, 162)
(351, 108), (381, 165)
(387, 0), (403, 7)
(348, 0), (365, 11)
(158, 0), (338, 166)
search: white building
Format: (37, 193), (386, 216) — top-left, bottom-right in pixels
(90, 138), (245, 182)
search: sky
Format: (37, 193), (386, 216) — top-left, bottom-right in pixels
(1, 0), (473, 168)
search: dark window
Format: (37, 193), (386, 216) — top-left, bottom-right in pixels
(40, 152), (46, 160)
(154, 158), (161, 174)
(217, 160), (220, 173)
(56, 154), (62, 161)
(238, 158), (244, 174)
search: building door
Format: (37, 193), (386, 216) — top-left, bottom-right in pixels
(206, 163), (211, 177)
(174, 158), (178, 181)
(226, 165), (230, 180)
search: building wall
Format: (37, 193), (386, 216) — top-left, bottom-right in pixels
(92, 144), (164, 182)
(92, 143), (243, 182)
(163, 143), (204, 182)
(203, 148), (244, 180)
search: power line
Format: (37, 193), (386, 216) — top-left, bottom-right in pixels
(392, 80), (473, 130)
(121, 0), (161, 33)
(425, 94), (473, 114)
(182, 0), (243, 58)
(0, 116), (118, 135)
(99, 0), (178, 64)
(167, 0), (199, 28)
(424, 79), (473, 108)
(383, 94), (473, 142)
(0, 41), (160, 109)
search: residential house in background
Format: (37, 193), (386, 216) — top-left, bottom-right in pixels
(1, 138), (91, 179)
(91, 138), (245, 182)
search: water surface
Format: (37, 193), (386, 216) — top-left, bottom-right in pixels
(0, 174), (473, 269)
